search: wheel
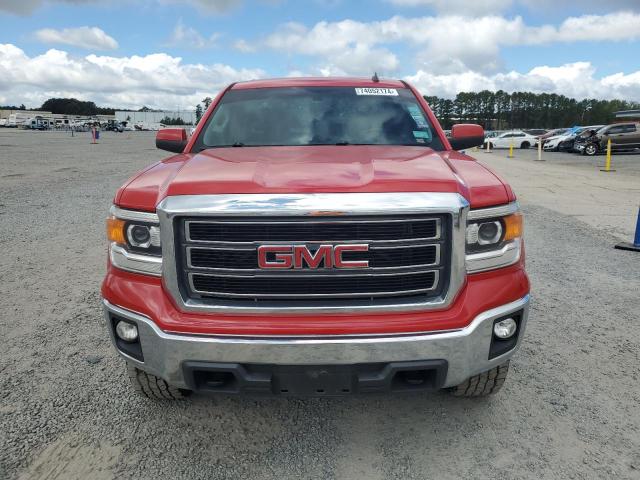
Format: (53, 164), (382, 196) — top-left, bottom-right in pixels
(520, 142), (530, 149)
(126, 363), (190, 400)
(584, 143), (598, 156)
(450, 361), (510, 397)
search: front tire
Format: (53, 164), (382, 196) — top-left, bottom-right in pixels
(126, 363), (190, 400)
(584, 143), (598, 156)
(520, 142), (530, 149)
(450, 361), (510, 397)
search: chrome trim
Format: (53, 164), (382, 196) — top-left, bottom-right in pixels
(185, 217), (442, 246)
(185, 243), (441, 272)
(184, 238), (439, 247)
(110, 243), (162, 277)
(188, 270), (439, 298)
(185, 217), (442, 245)
(466, 239), (521, 273)
(102, 294), (531, 389)
(161, 193), (464, 216)
(110, 205), (159, 224)
(157, 192), (469, 314)
(467, 202), (519, 221)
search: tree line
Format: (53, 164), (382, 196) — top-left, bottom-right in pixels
(423, 90), (640, 130)
(4, 92), (638, 129)
(0, 98), (163, 116)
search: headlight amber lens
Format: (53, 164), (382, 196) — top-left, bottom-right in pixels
(106, 217), (126, 244)
(503, 213), (523, 241)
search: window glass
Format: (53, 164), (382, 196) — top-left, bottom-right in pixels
(196, 87), (444, 150)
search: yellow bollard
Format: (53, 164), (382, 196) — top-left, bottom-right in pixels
(508, 142), (514, 158)
(600, 139), (615, 172)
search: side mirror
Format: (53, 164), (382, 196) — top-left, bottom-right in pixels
(449, 124), (485, 150)
(156, 128), (187, 153)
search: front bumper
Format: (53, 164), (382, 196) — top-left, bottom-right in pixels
(103, 294), (530, 392)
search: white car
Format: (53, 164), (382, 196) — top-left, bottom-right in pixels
(486, 131), (538, 149)
(543, 134), (565, 151)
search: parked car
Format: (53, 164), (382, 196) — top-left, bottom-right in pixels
(537, 128), (569, 147)
(485, 130), (538, 149)
(105, 121), (124, 132)
(542, 126), (588, 152)
(102, 77), (530, 400)
(557, 126), (604, 152)
(573, 126), (604, 153)
(523, 129), (547, 136)
(577, 122), (640, 156)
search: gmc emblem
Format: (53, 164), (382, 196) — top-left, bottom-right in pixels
(257, 244), (369, 269)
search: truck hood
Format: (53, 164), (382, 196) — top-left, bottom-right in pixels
(116, 146), (511, 211)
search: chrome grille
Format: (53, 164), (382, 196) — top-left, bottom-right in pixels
(176, 215), (449, 302)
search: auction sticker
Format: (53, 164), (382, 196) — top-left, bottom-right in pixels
(355, 88), (398, 96)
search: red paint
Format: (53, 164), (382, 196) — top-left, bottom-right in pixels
(231, 77), (406, 90)
(451, 124), (484, 139)
(258, 246), (294, 269)
(104, 77), (530, 337)
(156, 128), (187, 143)
(101, 260), (529, 336)
(116, 145), (511, 211)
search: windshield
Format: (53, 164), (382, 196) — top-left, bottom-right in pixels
(195, 87), (444, 151)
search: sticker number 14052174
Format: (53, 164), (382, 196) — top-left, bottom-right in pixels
(354, 88), (398, 96)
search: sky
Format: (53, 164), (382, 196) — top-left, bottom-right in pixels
(1, 0), (640, 110)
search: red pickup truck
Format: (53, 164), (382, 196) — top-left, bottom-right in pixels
(102, 77), (530, 400)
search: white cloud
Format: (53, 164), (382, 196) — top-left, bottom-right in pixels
(34, 26), (118, 50)
(0, 0), (100, 15)
(0, 0), (241, 15)
(233, 39), (257, 53)
(387, 0), (640, 15)
(165, 20), (220, 48)
(255, 12), (640, 75)
(406, 62), (640, 101)
(387, 0), (511, 15)
(0, 44), (264, 109)
(263, 20), (398, 75)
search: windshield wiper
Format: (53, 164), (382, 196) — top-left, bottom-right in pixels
(335, 141), (350, 145)
(232, 141), (245, 147)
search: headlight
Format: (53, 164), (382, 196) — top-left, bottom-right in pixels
(107, 206), (162, 276)
(465, 203), (523, 273)
(126, 224), (161, 249)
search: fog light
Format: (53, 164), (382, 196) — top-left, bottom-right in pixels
(493, 317), (517, 339)
(115, 321), (138, 342)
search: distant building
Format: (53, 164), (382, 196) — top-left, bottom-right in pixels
(115, 110), (196, 125)
(0, 109), (114, 127)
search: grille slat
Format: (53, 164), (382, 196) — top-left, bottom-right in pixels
(190, 271), (438, 298)
(187, 217), (440, 243)
(177, 215), (449, 302)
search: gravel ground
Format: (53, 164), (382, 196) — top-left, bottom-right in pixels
(1, 129), (639, 480)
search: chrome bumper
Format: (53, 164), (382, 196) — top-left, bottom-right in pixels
(103, 295), (530, 390)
